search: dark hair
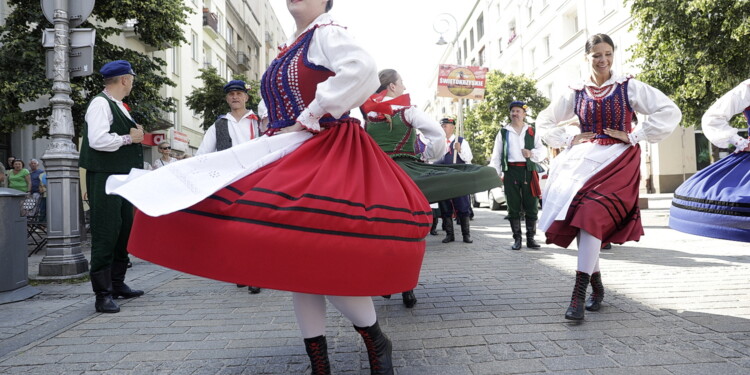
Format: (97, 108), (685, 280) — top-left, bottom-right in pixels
(13, 159), (24, 168)
(584, 33), (615, 54)
(376, 69), (399, 94)
(325, 0), (333, 12)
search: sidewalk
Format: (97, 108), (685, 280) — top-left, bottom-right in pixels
(1, 196), (749, 374)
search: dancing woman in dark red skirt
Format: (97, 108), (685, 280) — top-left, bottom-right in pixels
(107, 1), (428, 373)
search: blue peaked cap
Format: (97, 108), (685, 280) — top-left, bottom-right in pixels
(100, 60), (136, 79)
(509, 101), (527, 110)
(224, 80), (248, 93)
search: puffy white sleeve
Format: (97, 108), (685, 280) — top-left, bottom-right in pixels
(85, 97), (126, 152)
(701, 80), (750, 150)
(626, 79), (682, 144)
(459, 139), (473, 164)
(195, 125), (217, 156)
(530, 129), (548, 163)
(488, 130), (503, 176)
(536, 90), (580, 149)
(404, 106), (446, 162)
(298, 25), (379, 132)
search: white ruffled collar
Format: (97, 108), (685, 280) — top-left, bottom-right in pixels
(569, 71), (633, 90)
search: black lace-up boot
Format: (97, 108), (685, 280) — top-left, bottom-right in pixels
(586, 271), (604, 311)
(304, 335), (331, 375)
(565, 271), (590, 320)
(354, 321), (393, 375)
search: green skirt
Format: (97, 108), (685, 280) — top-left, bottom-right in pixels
(393, 157), (501, 203)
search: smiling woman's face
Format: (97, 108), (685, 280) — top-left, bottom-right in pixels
(587, 42), (613, 79)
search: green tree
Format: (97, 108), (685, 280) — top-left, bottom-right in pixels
(185, 67), (262, 131)
(630, 0), (750, 128)
(0, 0), (192, 139)
(463, 71), (550, 165)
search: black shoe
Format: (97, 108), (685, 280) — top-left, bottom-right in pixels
(525, 220), (541, 249)
(429, 215), (439, 235)
(402, 290), (417, 308)
(236, 284), (247, 288)
(381, 295), (392, 299)
(602, 243), (612, 250)
(509, 219), (522, 250)
(248, 286), (261, 294)
(458, 215), (472, 243)
(442, 216), (455, 243)
(111, 261), (144, 299)
(304, 335), (331, 375)
(90, 268), (120, 313)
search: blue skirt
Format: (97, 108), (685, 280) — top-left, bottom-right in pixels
(669, 152), (750, 242)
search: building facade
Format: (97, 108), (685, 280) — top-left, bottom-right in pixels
(1, 0), (286, 168)
(426, 0), (695, 193)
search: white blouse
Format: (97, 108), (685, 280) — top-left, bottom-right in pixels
(288, 13), (379, 132)
(702, 79), (750, 151)
(537, 72), (682, 148)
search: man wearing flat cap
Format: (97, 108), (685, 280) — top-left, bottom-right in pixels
(435, 117), (475, 244)
(79, 59), (144, 313)
(196, 79), (261, 155)
(489, 101), (548, 250)
(195, 79), (262, 294)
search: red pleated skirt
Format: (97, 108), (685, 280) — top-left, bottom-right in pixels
(545, 145), (643, 248)
(128, 120), (431, 296)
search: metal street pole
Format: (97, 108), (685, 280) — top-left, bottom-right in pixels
(38, 0), (88, 278)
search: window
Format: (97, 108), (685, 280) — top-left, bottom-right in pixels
(498, 38), (503, 53)
(218, 57), (226, 78)
(227, 24), (235, 47)
(456, 49), (462, 65)
(217, 11), (225, 38)
(564, 10), (580, 37)
(171, 47), (180, 75)
(477, 14), (484, 40)
(543, 35), (550, 58)
(463, 39), (468, 60)
(191, 32), (198, 61)
(478, 47), (486, 66)
(508, 20), (517, 45)
(530, 47), (536, 68)
(527, 2), (533, 22)
(470, 28), (475, 50)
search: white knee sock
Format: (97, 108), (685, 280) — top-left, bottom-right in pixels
(326, 296), (377, 328)
(577, 229), (601, 275)
(292, 292), (327, 338)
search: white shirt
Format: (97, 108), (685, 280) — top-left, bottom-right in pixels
(489, 123), (548, 176)
(367, 98), (447, 163)
(537, 72), (682, 148)
(196, 110), (259, 155)
(702, 79), (750, 151)
(85, 93), (134, 152)
(285, 13), (379, 132)
(151, 157), (177, 169)
(446, 134), (473, 163)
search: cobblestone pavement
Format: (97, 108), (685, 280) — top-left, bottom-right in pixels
(1, 198), (749, 374)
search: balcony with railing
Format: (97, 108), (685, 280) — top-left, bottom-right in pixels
(203, 8), (219, 39)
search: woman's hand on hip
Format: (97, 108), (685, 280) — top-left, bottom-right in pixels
(603, 128), (630, 143)
(572, 132), (596, 145)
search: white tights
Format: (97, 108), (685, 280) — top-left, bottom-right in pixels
(576, 229), (601, 275)
(292, 293), (377, 339)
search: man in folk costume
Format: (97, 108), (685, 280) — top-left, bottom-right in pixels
(435, 117), (475, 243)
(490, 101), (548, 250)
(196, 80), (261, 155)
(79, 60), (144, 313)
(196, 79), (262, 294)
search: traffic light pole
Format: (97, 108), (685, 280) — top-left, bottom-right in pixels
(38, 0), (89, 278)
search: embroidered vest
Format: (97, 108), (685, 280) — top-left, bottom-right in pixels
(79, 92), (143, 173)
(214, 116), (233, 151)
(499, 127), (538, 172)
(260, 25), (347, 134)
(365, 109), (418, 160)
(437, 137), (466, 164)
(574, 79), (634, 145)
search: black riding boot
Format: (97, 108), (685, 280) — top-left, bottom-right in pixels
(354, 321), (393, 375)
(441, 216), (455, 243)
(402, 290), (417, 308)
(430, 215), (439, 235)
(304, 335), (332, 375)
(565, 271), (590, 320)
(509, 219), (522, 250)
(111, 261), (144, 299)
(458, 215), (472, 243)
(90, 268), (120, 313)
(525, 220), (541, 249)
(586, 271), (604, 311)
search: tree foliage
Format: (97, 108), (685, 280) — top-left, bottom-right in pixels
(0, 0), (192, 139)
(630, 0), (750, 128)
(185, 68), (262, 131)
(463, 71), (550, 165)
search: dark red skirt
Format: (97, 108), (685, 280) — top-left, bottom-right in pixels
(128, 121), (431, 296)
(545, 145), (643, 248)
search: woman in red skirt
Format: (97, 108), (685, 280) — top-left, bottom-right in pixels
(107, 1), (429, 373)
(536, 33), (681, 322)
